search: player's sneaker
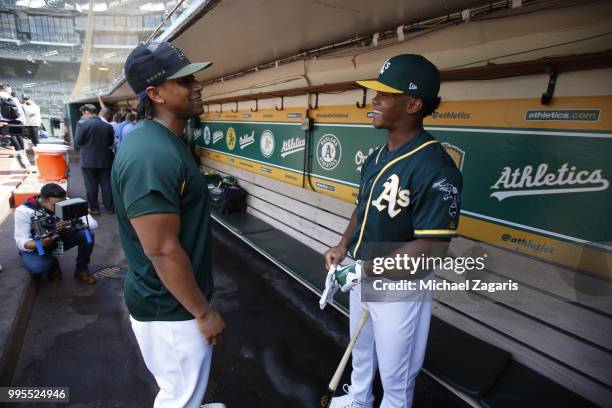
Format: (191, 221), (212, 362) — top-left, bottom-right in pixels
(329, 385), (368, 408)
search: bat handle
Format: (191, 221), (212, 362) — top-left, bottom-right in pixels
(328, 306), (370, 391)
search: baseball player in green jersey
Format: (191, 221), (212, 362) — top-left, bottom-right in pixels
(113, 42), (225, 408)
(323, 54), (463, 407)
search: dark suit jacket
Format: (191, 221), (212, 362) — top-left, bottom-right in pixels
(74, 116), (115, 168)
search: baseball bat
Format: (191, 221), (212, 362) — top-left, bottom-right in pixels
(320, 306), (370, 408)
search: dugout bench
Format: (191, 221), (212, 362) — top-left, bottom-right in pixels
(211, 210), (597, 408)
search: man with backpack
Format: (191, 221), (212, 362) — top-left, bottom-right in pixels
(21, 95), (41, 146)
(0, 83), (32, 171)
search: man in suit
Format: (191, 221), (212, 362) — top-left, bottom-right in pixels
(74, 104), (115, 215)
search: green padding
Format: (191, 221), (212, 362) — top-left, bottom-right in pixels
(424, 317), (511, 397)
(212, 210), (275, 235)
(480, 361), (597, 408)
(245, 229), (349, 310)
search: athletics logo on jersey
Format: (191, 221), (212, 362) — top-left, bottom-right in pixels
(226, 127), (236, 150)
(432, 178), (459, 217)
(203, 126), (211, 145)
(371, 174), (411, 218)
(317, 134), (342, 170)
(260, 130), (275, 158)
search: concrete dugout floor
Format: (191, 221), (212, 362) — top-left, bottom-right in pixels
(8, 157), (468, 408)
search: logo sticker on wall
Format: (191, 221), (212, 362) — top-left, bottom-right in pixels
(355, 147), (376, 172)
(240, 131), (255, 150)
(441, 142), (465, 171)
(203, 126), (211, 145)
(260, 130), (275, 158)
(490, 163), (610, 201)
(193, 127), (202, 142)
(212, 130), (224, 144)
(317, 134), (342, 171)
(226, 127), (236, 150)
(280, 137), (305, 158)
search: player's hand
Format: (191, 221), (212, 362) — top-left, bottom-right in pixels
(40, 235), (57, 247)
(55, 220), (71, 231)
(324, 245), (347, 270)
(335, 261), (363, 292)
(197, 307), (225, 346)
(319, 265), (340, 310)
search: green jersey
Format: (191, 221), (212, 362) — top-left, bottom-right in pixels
(111, 119), (213, 321)
(349, 130), (462, 258)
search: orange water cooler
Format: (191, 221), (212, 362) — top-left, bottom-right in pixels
(33, 145), (70, 181)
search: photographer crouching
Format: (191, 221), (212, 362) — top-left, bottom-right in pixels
(14, 183), (98, 284)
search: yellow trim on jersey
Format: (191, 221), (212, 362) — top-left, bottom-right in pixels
(352, 140), (439, 257)
(180, 180), (186, 195)
(356, 80), (404, 94)
(414, 229), (458, 235)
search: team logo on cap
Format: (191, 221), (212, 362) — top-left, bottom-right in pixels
(260, 130), (275, 158)
(167, 43), (187, 61)
(317, 134), (342, 171)
(146, 70), (167, 84)
(226, 127), (236, 150)
(409, 83), (418, 90)
(203, 126), (211, 145)
(380, 60), (391, 74)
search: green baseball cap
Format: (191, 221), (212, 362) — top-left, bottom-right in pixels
(357, 54), (440, 100)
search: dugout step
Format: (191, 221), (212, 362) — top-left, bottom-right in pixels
(480, 360), (598, 408)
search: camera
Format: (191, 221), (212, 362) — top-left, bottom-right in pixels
(31, 198), (92, 255)
(0, 123), (25, 136)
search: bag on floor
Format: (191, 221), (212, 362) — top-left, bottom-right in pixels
(209, 178), (247, 213)
(203, 171), (222, 190)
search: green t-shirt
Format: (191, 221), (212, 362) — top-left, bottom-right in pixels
(111, 119), (213, 321)
(349, 131), (463, 259)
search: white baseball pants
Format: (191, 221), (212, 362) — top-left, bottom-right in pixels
(348, 283), (433, 408)
(130, 317), (213, 408)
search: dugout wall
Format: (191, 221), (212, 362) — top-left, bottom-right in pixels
(191, 2), (612, 405)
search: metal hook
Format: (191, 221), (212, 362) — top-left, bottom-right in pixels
(216, 104), (223, 114)
(541, 65), (557, 105)
(231, 101), (238, 113)
(308, 93), (319, 110)
(275, 96), (284, 111)
(251, 99), (259, 112)
(356, 88), (367, 109)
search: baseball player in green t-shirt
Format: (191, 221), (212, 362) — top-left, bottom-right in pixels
(113, 42), (225, 408)
(323, 55), (463, 407)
